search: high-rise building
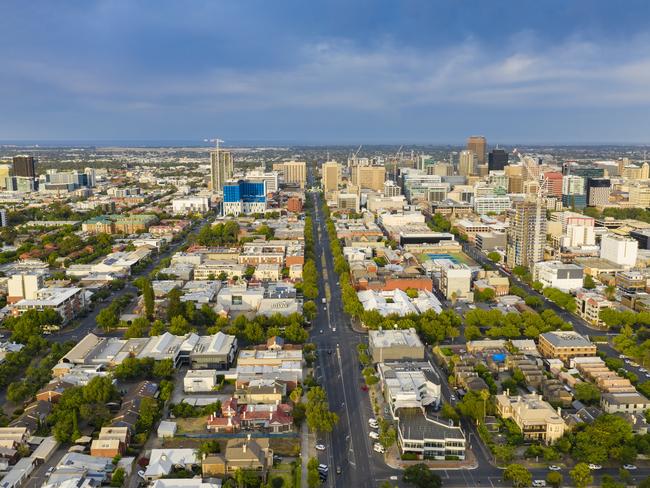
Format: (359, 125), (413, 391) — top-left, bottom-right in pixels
(562, 175), (587, 209)
(467, 136), (487, 165)
(600, 234), (638, 268)
(544, 172), (563, 198)
(505, 165), (524, 193)
(12, 155), (36, 178)
(353, 166), (385, 192)
(246, 170), (279, 194)
(429, 162), (453, 177)
(321, 161), (341, 193)
(210, 150), (234, 194)
(458, 150), (476, 177)
(586, 178), (611, 207)
(506, 201), (547, 269)
(222, 180), (266, 216)
(281, 161), (307, 189)
(629, 183), (650, 207)
(488, 149), (508, 172)
(0, 165), (12, 189)
(383, 180), (401, 197)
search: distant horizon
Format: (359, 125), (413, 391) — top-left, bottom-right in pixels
(4, 139), (650, 149)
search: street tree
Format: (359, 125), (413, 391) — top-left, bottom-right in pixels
(402, 464), (441, 488)
(503, 464), (532, 488)
(546, 471), (563, 488)
(570, 463), (593, 488)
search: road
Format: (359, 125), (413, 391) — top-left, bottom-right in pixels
(51, 216), (210, 344)
(309, 194), (650, 487)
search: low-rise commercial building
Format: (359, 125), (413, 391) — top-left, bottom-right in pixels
(533, 261), (584, 292)
(368, 328), (424, 363)
(377, 361), (441, 417)
(396, 409), (466, 460)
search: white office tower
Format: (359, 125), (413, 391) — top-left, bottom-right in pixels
(600, 234), (638, 268)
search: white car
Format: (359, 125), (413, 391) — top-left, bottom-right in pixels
(373, 443), (385, 453)
(532, 481), (547, 488)
(315, 444), (326, 451)
(588, 464), (602, 470)
(137, 470), (146, 479)
(318, 464), (328, 473)
(548, 465), (561, 471)
(623, 464), (637, 470)
(640, 368), (648, 373)
(332, 327), (336, 332)
(369, 431), (379, 440)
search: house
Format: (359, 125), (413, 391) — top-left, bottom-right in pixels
(206, 397), (293, 434)
(36, 380), (74, 403)
(202, 437), (272, 480)
(234, 380), (286, 405)
(157, 421), (177, 439)
(601, 392), (650, 414)
(89, 439), (122, 458)
(9, 401), (52, 433)
(145, 449), (199, 481)
(183, 370), (219, 393)
(0, 428), (29, 449)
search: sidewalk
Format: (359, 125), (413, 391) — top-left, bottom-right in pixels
(300, 422), (309, 488)
(384, 445), (479, 471)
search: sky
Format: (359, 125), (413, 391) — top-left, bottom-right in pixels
(2, 0), (650, 144)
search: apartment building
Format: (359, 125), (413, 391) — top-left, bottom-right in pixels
(495, 394), (567, 444)
(538, 331), (597, 363)
(576, 291), (613, 327)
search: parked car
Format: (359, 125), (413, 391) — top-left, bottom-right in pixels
(315, 444), (326, 451)
(588, 464), (602, 470)
(548, 466), (561, 471)
(373, 443), (385, 453)
(369, 431), (379, 440)
(532, 481), (547, 487)
(623, 464), (637, 470)
(361, 385), (368, 391)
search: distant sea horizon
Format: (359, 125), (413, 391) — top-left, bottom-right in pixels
(2, 139), (650, 148)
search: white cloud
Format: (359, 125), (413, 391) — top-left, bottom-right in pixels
(5, 34), (650, 113)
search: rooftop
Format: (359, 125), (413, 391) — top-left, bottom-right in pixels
(540, 331), (594, 348)
(369, 327), (424, 349)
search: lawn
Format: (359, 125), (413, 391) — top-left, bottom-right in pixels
(270, 437), (301, 457)
(269, 462), (295, 488)
(175, 417), (209, 434)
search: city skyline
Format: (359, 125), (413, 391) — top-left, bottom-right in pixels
(3, 1), (650, 143)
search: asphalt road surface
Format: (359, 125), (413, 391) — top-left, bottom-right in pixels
(308, 188), (650, 487)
